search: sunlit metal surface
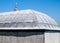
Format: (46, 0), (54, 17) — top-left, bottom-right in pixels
(0, 9), (59, 30)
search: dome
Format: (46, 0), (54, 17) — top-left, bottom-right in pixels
(0, 9), (60, 30)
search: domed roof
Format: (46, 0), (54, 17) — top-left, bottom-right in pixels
(0, 9), (60, 30)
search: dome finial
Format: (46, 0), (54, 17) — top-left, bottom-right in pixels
(14, 2), (18, 11)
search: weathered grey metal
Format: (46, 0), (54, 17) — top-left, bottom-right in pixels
(0, 32), (44, 43)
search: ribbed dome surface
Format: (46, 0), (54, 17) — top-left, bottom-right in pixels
(0, 9), (59, 30)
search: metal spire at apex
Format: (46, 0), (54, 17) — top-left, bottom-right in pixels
(14, 2), (18, 11)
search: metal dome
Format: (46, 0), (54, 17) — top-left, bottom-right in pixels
(0, 9), (59, 30)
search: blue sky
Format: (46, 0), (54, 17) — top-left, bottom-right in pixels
(0, 0), (60, 25)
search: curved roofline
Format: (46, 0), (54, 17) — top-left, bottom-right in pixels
(0, 9), (59, 30)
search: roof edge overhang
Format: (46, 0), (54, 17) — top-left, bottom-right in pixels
(0, 29), (45, 32)
(45, 29), (60, 32)
(0, 29), (60, 32)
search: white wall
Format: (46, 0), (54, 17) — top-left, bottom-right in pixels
(45, 32), (60, 43)
(0, 32), (44, 43)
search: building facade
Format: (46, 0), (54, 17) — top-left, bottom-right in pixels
(0, 6), (60, 43)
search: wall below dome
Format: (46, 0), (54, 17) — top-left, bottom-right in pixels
(45, 31), (60, 43)
(0, 31), (44, 43)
